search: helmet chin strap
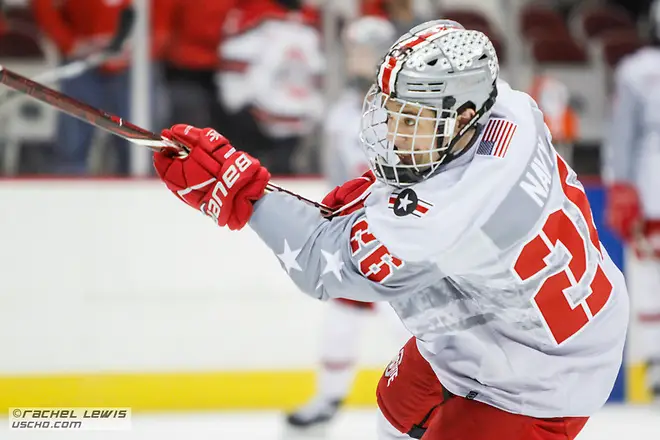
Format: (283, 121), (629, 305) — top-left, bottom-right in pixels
(443, 84), (498, 162)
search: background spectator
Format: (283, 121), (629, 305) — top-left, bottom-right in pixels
(216, 0), (324, 175)
(162, 0), (237, 132)
(31, 0), (170, 175)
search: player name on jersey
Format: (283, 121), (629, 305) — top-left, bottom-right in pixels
(520, 136), (554, 207)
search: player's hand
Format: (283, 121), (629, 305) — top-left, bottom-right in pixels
(153, 124), (271, 231)
(322, 170), (376, 217)
(605, 182), (641, 241)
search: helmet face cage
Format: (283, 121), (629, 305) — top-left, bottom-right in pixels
(359, 20), (500, 187)
(360, 85), (457, 187)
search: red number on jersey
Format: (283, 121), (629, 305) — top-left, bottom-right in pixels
(349, 218), (404, 283)
(350, 219), (376, 255)
(513, 155), (613, 345)
(359, 245), (405, 283)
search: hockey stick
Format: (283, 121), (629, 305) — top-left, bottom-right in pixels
(0, 6), (135, 108)
(0, 64), (334, 216)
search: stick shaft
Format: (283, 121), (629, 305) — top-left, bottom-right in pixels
(0, 65), (333, 215)
(0, 64), (175, 148)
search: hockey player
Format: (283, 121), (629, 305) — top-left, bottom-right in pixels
(154, 20), (629, 440)
(322, 16), (397, 185)
(216, 0), (324, 175)
(602, 0), (660, 400)
(283, 16), (408, 429)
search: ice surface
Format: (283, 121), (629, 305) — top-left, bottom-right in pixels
(4, 405), (659, 440)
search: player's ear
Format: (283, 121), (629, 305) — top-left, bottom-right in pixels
(456, 106), (477, 129)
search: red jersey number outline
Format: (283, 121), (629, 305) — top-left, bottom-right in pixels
(350, 218), (404, 283)
(513, 154), (613, 345)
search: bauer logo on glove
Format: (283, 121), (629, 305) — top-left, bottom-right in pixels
(202, 152), (254, 223)
(154, 124), (271, 231)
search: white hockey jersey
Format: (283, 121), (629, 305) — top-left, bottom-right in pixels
(217, 16), (324, 139)
(249, 80), (629, 418)
(602, 47), (660, 218)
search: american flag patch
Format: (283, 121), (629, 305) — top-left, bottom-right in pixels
(476, 118), (517, 158)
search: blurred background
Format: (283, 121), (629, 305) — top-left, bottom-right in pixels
(0, 0), (655, 177)
(0, 0), (658, 438)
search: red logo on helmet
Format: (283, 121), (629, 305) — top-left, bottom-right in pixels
(377, 24), (457, 94)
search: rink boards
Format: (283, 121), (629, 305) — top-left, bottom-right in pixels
(0, 178), (646, 411)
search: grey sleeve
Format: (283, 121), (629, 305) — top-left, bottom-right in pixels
(248, 192), (441, 302)
(602, 68), (641, 183)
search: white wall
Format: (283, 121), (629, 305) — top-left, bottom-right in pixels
(0, 179), (408, 375)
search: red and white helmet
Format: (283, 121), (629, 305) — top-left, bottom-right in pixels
(360, 19), (500, 187)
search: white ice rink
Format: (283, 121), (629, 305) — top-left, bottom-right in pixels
(4, 405), (659, 439)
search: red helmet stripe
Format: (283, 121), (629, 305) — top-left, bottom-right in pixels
(378, 55), (398, 95)
(376, 24), (456, 95)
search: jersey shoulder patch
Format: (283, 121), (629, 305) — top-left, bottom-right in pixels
(475, 117), (518, 158)
(387, 188), (434, 218)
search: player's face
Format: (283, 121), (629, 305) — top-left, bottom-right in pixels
(384, 98), (440, 167)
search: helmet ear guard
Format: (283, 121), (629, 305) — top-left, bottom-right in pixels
(444, 84), (498, 155)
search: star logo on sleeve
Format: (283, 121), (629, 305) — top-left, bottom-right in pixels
(321, 249), (344, 282)
(388, 188), (433, 218)
(277, 240), (302, 274)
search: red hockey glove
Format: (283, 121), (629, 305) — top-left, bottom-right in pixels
(322, 170), (376, 217)
(154, 124), (271, 231)
(605, 182), (641, 242)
